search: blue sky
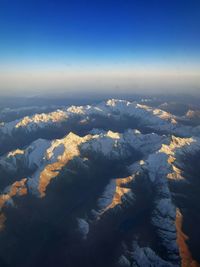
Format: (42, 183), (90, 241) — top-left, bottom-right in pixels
(0, 0), (200, 95)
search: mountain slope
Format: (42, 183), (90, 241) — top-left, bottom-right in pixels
(0, 99), (200, 267)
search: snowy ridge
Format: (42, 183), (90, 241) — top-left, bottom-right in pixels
(0, 99), (186, 138)
(118, 134), (200, 266)
(0, 129), (166, 197)
(0, 139), (51, 172)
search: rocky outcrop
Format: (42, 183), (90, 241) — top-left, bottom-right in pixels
(176, 209), (200, 267)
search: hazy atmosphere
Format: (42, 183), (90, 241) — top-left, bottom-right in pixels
(0, 0), (200, 96)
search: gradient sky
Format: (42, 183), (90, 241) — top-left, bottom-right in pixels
(0, 0), (200, 96)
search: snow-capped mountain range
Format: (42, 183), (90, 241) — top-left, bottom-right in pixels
(1, 99), (200, 140)
(0, 99), (200, 267)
